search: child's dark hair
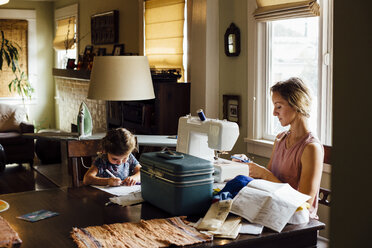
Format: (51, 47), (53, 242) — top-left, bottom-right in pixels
(101, 128), (136, 156)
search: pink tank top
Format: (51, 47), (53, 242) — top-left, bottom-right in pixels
(270, 131), (322, 219)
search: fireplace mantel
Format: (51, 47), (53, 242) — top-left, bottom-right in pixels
(53, 68), (91, 81)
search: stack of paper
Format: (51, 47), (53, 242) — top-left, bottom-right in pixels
(230, 179), (310, 232)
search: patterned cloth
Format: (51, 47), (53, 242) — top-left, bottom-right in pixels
(93, 153), (139, 180)
(0, 216), (22, 247)
(71, 217), (213, 248)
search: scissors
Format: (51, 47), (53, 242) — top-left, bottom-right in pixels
(231, 155), (251, 163)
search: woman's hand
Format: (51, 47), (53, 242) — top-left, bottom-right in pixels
(247, 162), (268, 179)
(108, 177), (122, 186)
(122, 176), (137, 186)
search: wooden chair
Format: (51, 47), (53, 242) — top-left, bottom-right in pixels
(317, 145), (331, 247)
(319, 145), (331, 206)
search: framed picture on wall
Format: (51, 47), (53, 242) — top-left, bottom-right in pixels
(223, 94), (240, 125)
(112, 44), (125, 55)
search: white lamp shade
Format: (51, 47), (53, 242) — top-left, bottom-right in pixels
(0, 0), (9, 5)
(88, 56), (155, 101)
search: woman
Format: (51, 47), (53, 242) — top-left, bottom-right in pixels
(235, 77), (323, 218)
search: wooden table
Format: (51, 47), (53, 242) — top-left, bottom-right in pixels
(23, 132), (177, 187)
(0, 186), (325, 248)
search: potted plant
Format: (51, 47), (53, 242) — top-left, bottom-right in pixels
(0, 30), (34, 116)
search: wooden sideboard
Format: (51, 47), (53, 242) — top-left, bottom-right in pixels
(107, 81), (190, 135)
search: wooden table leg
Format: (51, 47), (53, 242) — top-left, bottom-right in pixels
(71, 157), (80, 187)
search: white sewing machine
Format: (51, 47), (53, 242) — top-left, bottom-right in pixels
(176, 115), (249, 182)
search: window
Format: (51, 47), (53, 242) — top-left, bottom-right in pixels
(0, 19), (28, 98)
(54, 4), (78, 69)
(144, 0), (187, 81)
(264, 17), (320, 140)
(247, 0), (333, 156)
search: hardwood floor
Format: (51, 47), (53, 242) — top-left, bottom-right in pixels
(0, 163), (58, 194)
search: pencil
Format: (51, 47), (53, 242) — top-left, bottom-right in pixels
(105, 169), (118, 178)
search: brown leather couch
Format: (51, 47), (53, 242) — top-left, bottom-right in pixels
(0, 122), (35, 170)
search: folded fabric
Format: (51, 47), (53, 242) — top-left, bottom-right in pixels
(219, 175), (254, 198)
(288, 202), (310, 224)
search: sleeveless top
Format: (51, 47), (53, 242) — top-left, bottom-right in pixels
(270, 131), (323, 219)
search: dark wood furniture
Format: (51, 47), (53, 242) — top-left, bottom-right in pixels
(319, 145), (331, 206)
(107, 81), (190, 135)
(0, 186), (325, 248)
(0, 122), (35, 169)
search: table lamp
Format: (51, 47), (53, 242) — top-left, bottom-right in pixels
(79, 56), (155, 137)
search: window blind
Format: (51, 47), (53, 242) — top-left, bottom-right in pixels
(53, 16), (76, 50)
(145, 0), (185, 80)
(0, 19), (28, 98)
(253, 0), (320, 22)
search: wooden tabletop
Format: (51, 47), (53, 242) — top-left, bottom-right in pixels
(0, 187), (325, 248)
(23, 133), (177, 147)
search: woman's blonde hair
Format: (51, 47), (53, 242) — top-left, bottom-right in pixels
(270, 77), (312, 118)
(101, 128), (137, 156)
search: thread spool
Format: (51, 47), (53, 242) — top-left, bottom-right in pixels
(197, 109), (206, 121)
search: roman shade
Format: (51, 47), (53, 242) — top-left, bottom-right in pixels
(145, 0), (185, 80)
(253, 0), (320, 22)
(53, 16), (76, 50)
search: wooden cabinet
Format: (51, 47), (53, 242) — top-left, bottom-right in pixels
(107, 81), (190, 135)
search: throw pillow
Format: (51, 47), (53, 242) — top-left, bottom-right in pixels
(0, 103), (26, 132)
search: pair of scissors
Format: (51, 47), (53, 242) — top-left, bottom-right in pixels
(230, 155), (251, 163)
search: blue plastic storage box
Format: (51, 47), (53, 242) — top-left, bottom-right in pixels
(139, 151), (214, 216)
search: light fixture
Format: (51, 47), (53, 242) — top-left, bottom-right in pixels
(0, 0), (9, 6)
(78, 56), (155, 136)
(88, 56), (155, 101)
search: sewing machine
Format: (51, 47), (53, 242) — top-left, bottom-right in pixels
(176, 115), (249, 182)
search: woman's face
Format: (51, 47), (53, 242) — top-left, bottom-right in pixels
(107, 153), (129, 165)
(272, 91), (297, 127)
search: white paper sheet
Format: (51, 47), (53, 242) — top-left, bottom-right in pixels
(239, 220), (264, 235)
(230, 179), (310, 232)
(109, 191), (144, 207)
(92, 185), (141, 196)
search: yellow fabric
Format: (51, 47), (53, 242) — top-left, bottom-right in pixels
(254, 0), (320, 22)
(145, 0), (185, 77)
(53, 17), (76, 50)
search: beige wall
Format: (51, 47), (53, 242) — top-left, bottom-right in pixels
(0, 1), (55, 130)
(77, 0), (140, 55)
(54, 0), (141, 56)
(219, 0), (248, 156)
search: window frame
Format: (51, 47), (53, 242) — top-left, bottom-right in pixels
(54, 4), (78, 69)
(245, 0), (333, 158)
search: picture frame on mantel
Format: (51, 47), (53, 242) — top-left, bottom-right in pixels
(112, 44), (125, 56)
(91, 10), (119, 45)
(223, 94), (240, 126)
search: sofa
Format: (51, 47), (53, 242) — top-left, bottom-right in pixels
(0, 103), (34, 171)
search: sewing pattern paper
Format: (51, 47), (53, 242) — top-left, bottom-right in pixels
(230, 179), (310, 232)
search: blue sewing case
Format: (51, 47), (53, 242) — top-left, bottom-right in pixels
(139, 151), (214, 216)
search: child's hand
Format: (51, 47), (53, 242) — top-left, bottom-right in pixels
(108, 177), (122, 186)
(122, 176), (137, 186)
